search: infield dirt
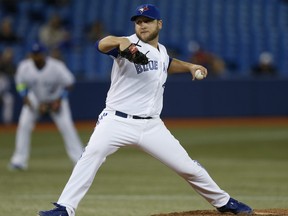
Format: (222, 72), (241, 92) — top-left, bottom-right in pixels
(152, 209), (288, 216)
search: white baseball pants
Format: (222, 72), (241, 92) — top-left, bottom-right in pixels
(10, 99), (83, 168)
(57, 110), (229, 216)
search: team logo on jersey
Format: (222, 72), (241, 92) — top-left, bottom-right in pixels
(134, 61), (167, 74)
(134, 60), (158, 74)
(139, 6), (149, 14)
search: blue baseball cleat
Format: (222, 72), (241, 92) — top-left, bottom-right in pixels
(217, 198), (253, 215)
(38, 203), (68, 216)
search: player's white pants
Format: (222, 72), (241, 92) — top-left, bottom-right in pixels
(58, 110), (229, 216)
(10, 99), (83, 168)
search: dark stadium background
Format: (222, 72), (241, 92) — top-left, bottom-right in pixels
(1, 0), (288, 121)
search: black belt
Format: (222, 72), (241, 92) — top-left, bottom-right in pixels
(115, 111), (152, 119)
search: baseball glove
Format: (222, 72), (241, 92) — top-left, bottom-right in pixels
(39, 99), (61, 115)
(119, 42), (149, 65)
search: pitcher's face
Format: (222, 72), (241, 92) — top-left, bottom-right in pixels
(134, 17), (162, 43)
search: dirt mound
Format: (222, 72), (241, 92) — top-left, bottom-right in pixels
(152, 209), (288, 216)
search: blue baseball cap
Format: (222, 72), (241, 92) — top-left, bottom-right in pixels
(130, 4), (161, 21)
(30, 42), (46, 54)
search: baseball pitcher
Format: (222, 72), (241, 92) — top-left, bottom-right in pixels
(39, 4), (252, 216)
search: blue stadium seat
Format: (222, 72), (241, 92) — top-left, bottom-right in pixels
(82, 44), (113, 80)
(1, 0), (287, 78)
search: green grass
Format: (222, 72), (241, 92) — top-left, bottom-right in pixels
(0, 121), (288, 216)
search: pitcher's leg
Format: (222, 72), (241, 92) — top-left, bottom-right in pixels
(139, 119), (229, 207)
(56, 113), (133, 214)
(10, 106), (37, 168)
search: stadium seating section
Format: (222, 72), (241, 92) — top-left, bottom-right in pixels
(0, 0), (287, 80)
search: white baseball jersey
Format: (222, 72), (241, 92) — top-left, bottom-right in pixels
(15, 57), (74, 104)
(105, 34), (170, 117)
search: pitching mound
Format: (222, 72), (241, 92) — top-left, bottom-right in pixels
(152, 209), (288, 216)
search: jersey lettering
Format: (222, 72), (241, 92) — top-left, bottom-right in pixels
(135, 60), (158, 74)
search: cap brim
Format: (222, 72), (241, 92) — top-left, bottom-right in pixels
(131, 15), (157, 21)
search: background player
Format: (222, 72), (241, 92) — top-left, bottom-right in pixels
(39, 4), (252, 215)
(8, 42), (83, 170)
